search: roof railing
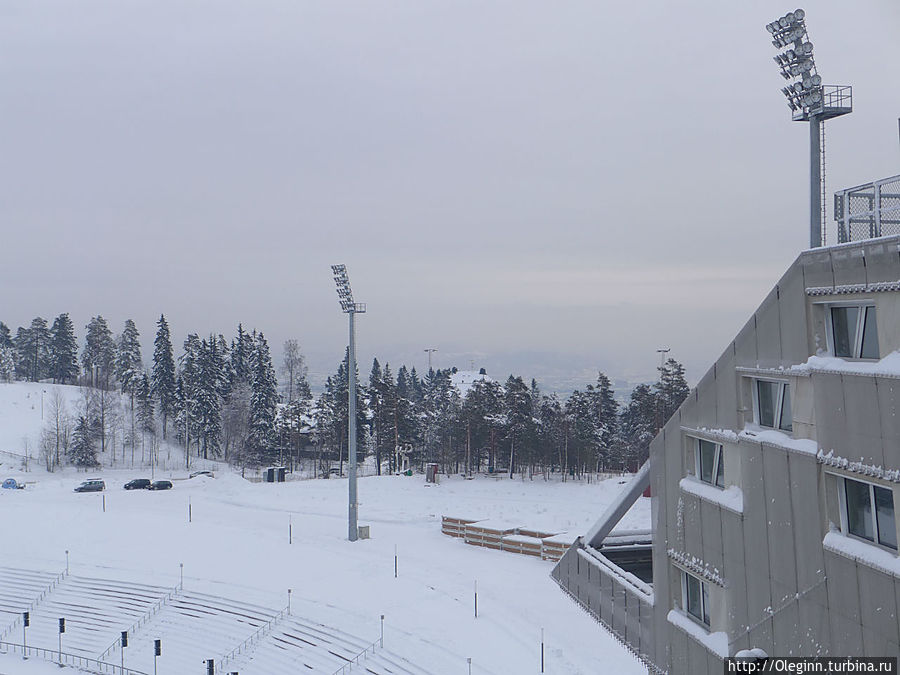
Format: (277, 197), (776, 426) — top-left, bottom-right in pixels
(835, 174), (900, 243)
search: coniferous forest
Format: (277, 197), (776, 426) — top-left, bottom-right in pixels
(0, 315), (689, 477)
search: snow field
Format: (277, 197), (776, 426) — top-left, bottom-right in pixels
(0, 382), (648, 674)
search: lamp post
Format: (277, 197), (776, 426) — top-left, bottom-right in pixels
(766, 8), (851, 248)
(331, 264), (366, 542)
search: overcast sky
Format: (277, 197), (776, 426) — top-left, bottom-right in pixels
(2, 1), (899, 391)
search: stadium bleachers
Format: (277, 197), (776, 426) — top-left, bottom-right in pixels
(0, 567), (423, 674)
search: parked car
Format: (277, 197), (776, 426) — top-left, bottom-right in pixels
(149, 480), (173, 491)
(189, 470), (214, 479)
(123, 479), (151, 490)
(74, 479), (105, 493)
(2, 478), (25, 490)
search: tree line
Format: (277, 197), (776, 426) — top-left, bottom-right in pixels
(0, 315), (689, 476)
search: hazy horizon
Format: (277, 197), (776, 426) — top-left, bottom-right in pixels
(3, 1), (899, 391)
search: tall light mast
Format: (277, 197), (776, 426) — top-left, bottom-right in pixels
(766, 8), (852, 248)
(331, 264), (366, 542)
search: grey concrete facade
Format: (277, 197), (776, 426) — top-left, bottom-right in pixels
(554, 235), (900, 673)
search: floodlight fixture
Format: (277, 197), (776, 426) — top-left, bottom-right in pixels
(330, 264), (366, 542)
(765, 8), (852, 248)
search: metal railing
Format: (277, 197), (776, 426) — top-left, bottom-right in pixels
(217, 604), (289, 672)
(835, 174), (900, 243)
(332, 635), (385, 675)
(98, 585), (181, 662)
(0, 568), (68, 642)
(0, 640), (149, 675)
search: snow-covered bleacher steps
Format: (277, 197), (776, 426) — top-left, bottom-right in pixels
(118, 591), (280, 673)
(0, 567), (60, 620)
(24, 575), (173, 657)
(228, 615), (430, 675)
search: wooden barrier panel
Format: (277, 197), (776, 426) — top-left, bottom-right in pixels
(440, 516), (483, 538)
(500, 535), (543, 557)
(463, 521), (520, 550)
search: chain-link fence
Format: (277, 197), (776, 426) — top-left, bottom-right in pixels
(835, 174), (900, 243)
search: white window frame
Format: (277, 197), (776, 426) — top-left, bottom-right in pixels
(832, 473), (898, 552)
(751, 378), (792, 432)
(694, 438), (725, 489)
(680, 569), (710, 627)
(826, 302), (879, 360)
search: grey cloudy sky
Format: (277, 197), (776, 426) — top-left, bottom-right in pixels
(2, 1), (899, 391)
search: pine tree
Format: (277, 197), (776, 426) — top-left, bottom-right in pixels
(151, 315), (177, 439)
(504, 375), (534, 478)
(49, 313), (79, 384)
(589, 372), (619, 470)
(0, 345), (15, 382)
(115, 319), (143, 395)
(15, 318), (52, 382)
(82, 316), (116, 389)
(68, 415), (100, 467)
(655, 358), (690, 422)
(0, 322), (12, 349)
(619, 383), (658, 469)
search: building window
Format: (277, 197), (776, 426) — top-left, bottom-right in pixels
(830, 305), (879, 359)
(695, 439), (724, 488)
(840, 476), (897, 550)
(681, 570), (710, 627)
(755, 380), (792, 432)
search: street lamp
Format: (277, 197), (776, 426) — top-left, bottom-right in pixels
(331, 264), (366, 542)
(766, 8), (851, 248)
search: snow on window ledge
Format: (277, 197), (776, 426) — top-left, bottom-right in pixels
(823, 531), (900, 578)
(738, 427), (818, 456)
(666, 609), (729, 659)
(787, 351), (900, 380)
(679, 477), (744, 514)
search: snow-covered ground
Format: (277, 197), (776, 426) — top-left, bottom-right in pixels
(0, 381), (648, 674)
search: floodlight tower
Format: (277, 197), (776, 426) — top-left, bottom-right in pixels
(766, 8), (852, 248)
(331, 264), (366, 542)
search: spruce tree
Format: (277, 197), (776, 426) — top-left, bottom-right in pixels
(115, 319), (143, 395)
(136, 372), (156, 434)
(246, 332), (279, 464)
(395, 365), (420, 461)
(49, 313), (79, 384)
(195, 335), (224, 459)
(68, 416), (100, 467)
(151, 315), (177, 439)
(230, 324), (251, 389)
(177, 333), (202, 457)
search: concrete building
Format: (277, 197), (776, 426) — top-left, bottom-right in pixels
(553, 175), (900, 673)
